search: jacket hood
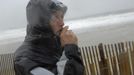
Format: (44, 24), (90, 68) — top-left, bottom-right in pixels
(25, 0), (67, 45)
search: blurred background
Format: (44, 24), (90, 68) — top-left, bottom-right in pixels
(0, 0), (134, 54)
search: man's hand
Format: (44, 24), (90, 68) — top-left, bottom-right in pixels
(60, 26), (78, 47)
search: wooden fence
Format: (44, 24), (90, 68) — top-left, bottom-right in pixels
(0, 41), (134, 75)
(0, 53), (15, 75)
(79, 41), (134, 75)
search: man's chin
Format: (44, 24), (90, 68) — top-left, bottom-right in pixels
(55, 29), (63, 36)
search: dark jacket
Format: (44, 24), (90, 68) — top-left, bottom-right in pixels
(14, 0), (84, 75)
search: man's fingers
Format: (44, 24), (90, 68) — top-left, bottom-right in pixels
(61, 26), (69, 34)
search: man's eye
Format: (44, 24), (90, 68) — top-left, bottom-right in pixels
(55, 15), (59, 18)
(55, 15), (60, 19)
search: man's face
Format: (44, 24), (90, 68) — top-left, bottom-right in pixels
(50, 11), (64, 35)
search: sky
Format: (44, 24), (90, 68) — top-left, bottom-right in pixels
(0, 0), (134, 32)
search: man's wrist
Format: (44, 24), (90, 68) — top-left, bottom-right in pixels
(63, 44), (78, 57)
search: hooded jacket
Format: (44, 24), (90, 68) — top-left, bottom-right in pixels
(14, 0), (84, 75)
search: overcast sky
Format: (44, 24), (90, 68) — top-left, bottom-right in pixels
(0, 0), (134, 32)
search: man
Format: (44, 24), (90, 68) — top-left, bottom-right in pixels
(14, 0), (84, 75)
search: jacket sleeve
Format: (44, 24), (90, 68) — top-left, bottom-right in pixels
(14, 57), (39, 75)
(56, 44), (84, 75)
